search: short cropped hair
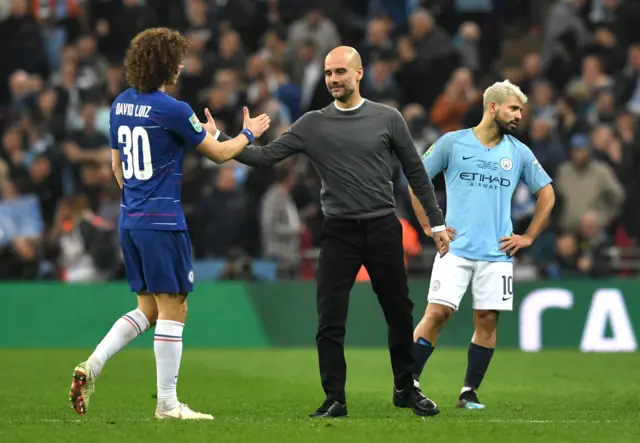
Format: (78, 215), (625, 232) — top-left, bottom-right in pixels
(483, 80), (528, 108)
(124, 28), (188, 93)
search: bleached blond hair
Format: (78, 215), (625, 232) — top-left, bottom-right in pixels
(482, 80), (528, 108)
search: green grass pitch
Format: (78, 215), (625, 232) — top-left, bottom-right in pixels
(0, 349), (638, 442)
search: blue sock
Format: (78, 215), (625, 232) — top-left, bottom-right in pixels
(464, 343), (494, 390)
(412, 337), (435, 381)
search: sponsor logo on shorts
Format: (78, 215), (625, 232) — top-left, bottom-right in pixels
(431, 280), (440, 291)
(188, 270), (194, 283)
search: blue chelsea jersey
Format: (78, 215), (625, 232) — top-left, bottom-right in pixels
(109, 89), (206, 231)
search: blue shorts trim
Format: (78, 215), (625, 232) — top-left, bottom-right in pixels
(120, 229), (194, 294)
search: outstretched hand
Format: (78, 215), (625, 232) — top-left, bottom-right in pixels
(243, 106), (270, 138)
(202, 108), (218, 135)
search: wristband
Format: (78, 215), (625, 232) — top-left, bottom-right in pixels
(240, 128), (255, 144)
(431, 225), (446, 233)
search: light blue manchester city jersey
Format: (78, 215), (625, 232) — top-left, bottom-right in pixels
(422, 129), (552, 262)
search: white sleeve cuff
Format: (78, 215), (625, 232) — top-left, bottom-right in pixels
(430, 225), (446, 233)
(213, 129), (220, 140)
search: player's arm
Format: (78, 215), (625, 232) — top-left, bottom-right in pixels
(500, 149), (556, 256)
(108, 120), (124, 190)
(111, 149), (124, 190)
(523, 184), (555, 241)
(165, 102), (269, 164)
(520, 151), (555, 241)
(196, 132), (254, 164)
(196, 107), (270, 164)
(389, 109), (445, 230)
(217, 116), (307, 168)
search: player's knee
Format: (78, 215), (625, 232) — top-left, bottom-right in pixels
(155, 294), (188, 323)
(160, 302), (187, 323)
(137, 292), (158, 326)
(423, 304), (453, 328)
(179, 300), (188, 319)
(473, 310), (499, 332)
(139, 307), (158, 326)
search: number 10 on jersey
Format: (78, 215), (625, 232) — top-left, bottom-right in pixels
(118, 126), (153, 180)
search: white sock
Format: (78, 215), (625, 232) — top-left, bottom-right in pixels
(461, 386), (474, 394)
(154, 319), (184, 411)
(88, 309), (151, 378)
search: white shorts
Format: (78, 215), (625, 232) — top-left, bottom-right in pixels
(427, 253), (514, 311)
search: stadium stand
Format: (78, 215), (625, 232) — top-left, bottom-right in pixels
(0, 0), (638, 282)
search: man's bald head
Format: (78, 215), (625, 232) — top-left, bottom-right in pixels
(324, 46), (364, 105)
(325, 46), (362, 70)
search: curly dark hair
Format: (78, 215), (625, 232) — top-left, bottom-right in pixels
(124, 28), (188, 93)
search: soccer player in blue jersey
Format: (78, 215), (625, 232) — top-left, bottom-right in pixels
(409, 80), (555, 410)
(68, 28), (270, 420)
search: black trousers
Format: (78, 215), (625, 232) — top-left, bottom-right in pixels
(315, 213), (415, 403)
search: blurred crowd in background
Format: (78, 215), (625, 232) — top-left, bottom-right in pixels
(0, 0), (639, 282)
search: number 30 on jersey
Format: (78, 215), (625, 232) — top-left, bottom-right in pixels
(118, 126), (153, 180)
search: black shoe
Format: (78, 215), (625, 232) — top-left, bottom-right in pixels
(456, 389), (485, 409)
(309, 399), (348, 418)
(393, 383), (440, 417)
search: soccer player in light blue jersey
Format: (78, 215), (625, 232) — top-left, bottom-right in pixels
(409, 80), (556, 410)
(68, 28), (270, 420)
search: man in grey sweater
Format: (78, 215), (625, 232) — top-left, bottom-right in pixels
(214, 46), (449, 418)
